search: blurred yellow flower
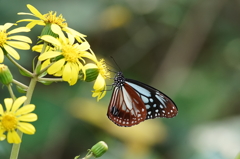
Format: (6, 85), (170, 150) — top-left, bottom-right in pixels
(0, 23), (31, 63)
(38, 34), (95, 85)
(84, 57), (110, 100)
(0, 96), (37, 144)
(17, 4), (86, 41)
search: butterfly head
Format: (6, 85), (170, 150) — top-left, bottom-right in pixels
(113, 72), (125, 88)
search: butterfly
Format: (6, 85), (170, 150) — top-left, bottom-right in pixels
(107, 72), (178, 127)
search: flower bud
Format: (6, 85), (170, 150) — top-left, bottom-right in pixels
(40, 23), (58, 38)
(80, 68), (99, 82)
(90, 141), (108, 158)
(0, 64), (13, 85)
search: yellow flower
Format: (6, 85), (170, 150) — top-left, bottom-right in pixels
(0, 96), (37, 144)
(0, 23), (32, 63)
(84, 57), (110, 101)
(17, 4), (86, 41)
(38, 34), (95, 85)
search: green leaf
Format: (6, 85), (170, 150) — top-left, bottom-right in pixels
(39, 80), (53, 85)
(16, 85), (27, 93)
(19, 69), (32, 77)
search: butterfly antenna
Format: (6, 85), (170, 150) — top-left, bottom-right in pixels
(110, 56), (122, 72)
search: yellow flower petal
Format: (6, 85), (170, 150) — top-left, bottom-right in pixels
(8, 27), (30, 35)
(26, 20), (44, 29)
(0, 48), (4, 63)
(38, 51), (61, 61)
(7, 130), (21, 144)
(17, 13), (35, 16)
(41, 59), (51, 70)
(51, 24), (65, 41)
(62, 62), (72, 82)
(66, 32), (75, 45)
(40, 35), (61, 46)
(0, 134), (6, 141)
(62, 62), (79, 85)
(84, 63), (98, 70)
(32, 44), (43, 52)
(8, 35), (32, 43)
(79, 42), (90, 51)
(4, 98), (13, 112)
(11, 96), (26, 112)
(0, 104), (3, 115)
(92, 87), (106, 101)
(70, 63), (79, 85)
(3, 23), (14, 31)
(18, 122), (35, 134)
(26, 4), (44, 19)
(93, 74), (105, 90)
(3, 45), (20, 60)
(63, 27), (87, 38)
(15, 104), (35, 116)
(54, 69), (63, 76)
(6, 41), (30, 50)
(81, 52), (96, 62)
(48, 59), (65, 74)
(18, 113), (37, 122)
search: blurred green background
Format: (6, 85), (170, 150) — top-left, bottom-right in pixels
(1, 0), (240, 159)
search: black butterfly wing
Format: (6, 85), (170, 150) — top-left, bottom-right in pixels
(125, 78), (178, 120)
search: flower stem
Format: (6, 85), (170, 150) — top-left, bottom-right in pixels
(6, 54), (33, 77)
(9, 43), (48, 159)
(7, 84), (16, 100)
(12, 79), (28, 90)
(38, 77), (63, 82)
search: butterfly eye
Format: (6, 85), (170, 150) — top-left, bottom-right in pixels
(107, 72), (178, 127)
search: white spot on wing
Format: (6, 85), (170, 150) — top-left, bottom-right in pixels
(122, 87), (133, 110)
(149, 98), (153, 103)
(146, 104), (151, 109)
(141, 95), (149, 103)
(126, 81), (151, 97)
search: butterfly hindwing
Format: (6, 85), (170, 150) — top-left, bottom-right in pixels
(107, 82), (147, 127)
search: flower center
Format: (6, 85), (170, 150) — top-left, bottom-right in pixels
(0, 30), (7, 47)
(62, 44), (80, 63)
(44, 11), (67, 28)
(1, 113), (18, 131)
(98, 59), (110, 79)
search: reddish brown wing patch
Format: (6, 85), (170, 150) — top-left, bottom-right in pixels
(107, 83), (147, 127)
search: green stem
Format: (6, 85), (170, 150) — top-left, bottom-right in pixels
(38, 77), (63, 82)
(6, 54), (33, 77)
(12, 79), (28, 90)
(36, 63), (52, 76)
(7, 84), (16, 100)
(35, 43), (47, 75)
(9, 42), (48, 159)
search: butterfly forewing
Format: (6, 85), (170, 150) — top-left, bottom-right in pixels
(125, 79), (178, 119)
(107, 82), (147, 127)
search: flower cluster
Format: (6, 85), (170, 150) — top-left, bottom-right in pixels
(0, 4), (111, 145)
(17, 4), (110, 99)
